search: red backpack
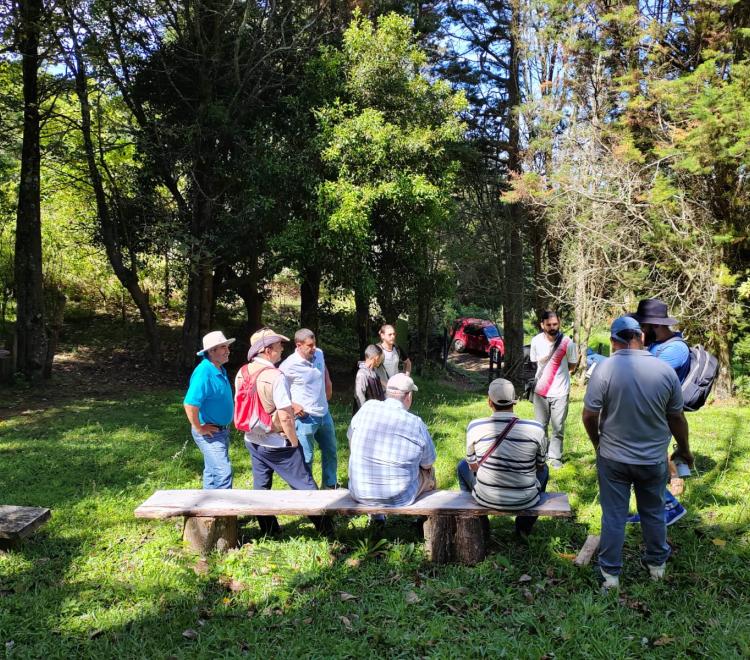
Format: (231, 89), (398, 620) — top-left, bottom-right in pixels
(234, 365), (274, 433)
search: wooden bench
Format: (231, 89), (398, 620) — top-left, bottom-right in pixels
(135, 489), (571, 564)
(0, 505), (51, 549)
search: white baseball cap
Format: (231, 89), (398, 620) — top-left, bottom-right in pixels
(386, 373), (418, 393)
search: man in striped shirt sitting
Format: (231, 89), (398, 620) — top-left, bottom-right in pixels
(456, 378), (549, 537)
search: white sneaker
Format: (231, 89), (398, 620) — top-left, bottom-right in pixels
(600, 569), (620, 592)
(647, 562), (666, 580)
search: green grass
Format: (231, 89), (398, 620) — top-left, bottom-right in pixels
(1, 379), (750, 658)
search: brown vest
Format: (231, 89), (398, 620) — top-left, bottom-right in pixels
(235, 361), (285, 432)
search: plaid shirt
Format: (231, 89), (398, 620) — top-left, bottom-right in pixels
(347, 398), (436, 506)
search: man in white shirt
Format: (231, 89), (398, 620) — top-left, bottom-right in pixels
(530, 310), (578, 469)
(375, 324), (412, 385)
(279, 328), (338, 488)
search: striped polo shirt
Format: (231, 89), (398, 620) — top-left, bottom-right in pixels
(466, 412), (548, 510)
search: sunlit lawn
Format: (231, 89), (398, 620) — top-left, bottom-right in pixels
(1, 377), (749, 657)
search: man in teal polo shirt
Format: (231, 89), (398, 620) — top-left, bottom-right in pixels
(184, 330), (235, 489)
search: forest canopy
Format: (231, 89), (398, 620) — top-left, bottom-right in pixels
(1, 0), (748, 395)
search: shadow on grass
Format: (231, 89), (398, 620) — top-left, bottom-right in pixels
(2, 382), (750, 656)
(10, 509), (746, 658)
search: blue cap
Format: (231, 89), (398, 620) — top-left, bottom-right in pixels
(610, 315), (642, 343)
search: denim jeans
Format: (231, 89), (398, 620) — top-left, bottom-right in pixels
(295, 411), (338, 487)
(533, 394), (569, 463)
(597, 454), (671, 575)
(456, 459), (549, 535)
(191, 427), (232, 489)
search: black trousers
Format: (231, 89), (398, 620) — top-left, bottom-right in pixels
(246, 442), (331, 534)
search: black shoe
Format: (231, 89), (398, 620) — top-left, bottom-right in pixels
(314, 516), (336, 537)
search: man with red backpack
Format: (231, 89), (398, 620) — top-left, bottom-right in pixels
(235, 327), (332, 536)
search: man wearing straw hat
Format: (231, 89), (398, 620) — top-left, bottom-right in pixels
(183, 330), (236, 489)
(236, 328), (333, 536)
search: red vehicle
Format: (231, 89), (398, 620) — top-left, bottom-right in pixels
(451, 318), (505, 356)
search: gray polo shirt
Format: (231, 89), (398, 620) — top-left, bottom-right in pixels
(584, 349), (683, 464)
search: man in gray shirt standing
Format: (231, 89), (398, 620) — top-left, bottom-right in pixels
(582, 316), (692, 591)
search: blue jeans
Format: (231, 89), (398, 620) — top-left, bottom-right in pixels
(597, 454), (671, 575)
(191, 427), (232, 489)
(295, 412), (338, 487)
(456, 459), (549, 535)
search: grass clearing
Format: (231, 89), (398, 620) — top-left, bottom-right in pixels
(1, 376), (749, 657)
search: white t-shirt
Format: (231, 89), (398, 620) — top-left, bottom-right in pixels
(530, 333), (578, 399)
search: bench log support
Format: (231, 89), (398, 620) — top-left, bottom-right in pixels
(183, 516), (238, 554)
(424, 515), (488, 565)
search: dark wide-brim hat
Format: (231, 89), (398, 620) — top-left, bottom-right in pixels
(629, 298), (677, 326)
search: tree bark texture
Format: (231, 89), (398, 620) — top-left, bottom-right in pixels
(501, 208), (525, 388)
(181, 263), (214, 376)
(415, 285), (431, 376)
(354, 286), (370, 356)
(65, 10), (162, 365)
(500, 3), (526, 389)
(43, 285), (66, 379)
(300, 267), (321, 335)
(14, 0), (48, 382)
(179, 2), (224, 375)
(237, 283), (264, 337)
(423, 515), (487, 564)
(182, 516), (238, 554)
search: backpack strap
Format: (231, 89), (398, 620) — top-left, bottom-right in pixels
(654, 335), (688, 356)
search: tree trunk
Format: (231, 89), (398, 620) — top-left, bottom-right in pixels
(181, 262), (214, 376)
(354, 286), (370, 356)
(501, 1), (526, 390)
(376, 284), (398, 326)
(235, 278), (264, 337)
(183, 516), (238, 554)
(163, 247), (171, 309)
(300, 267), (321, 334)
(502, 206), (525, 388)
(64, 7), (162, 365)
(529, 216), (545, 318)
(712, 283), (733, 399)
(14, 0), (48, 382)
(43, 285), (66, 379)
(415, 285), (431, 376)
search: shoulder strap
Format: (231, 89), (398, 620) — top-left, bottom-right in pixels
(477, 417), (519, 468)
(545, 332), (565, 361)
(655, 335), (688, 356)
(243, 365), (274, 389)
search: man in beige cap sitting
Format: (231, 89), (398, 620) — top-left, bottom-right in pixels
(347, 373), (437, 508)
(457, 378), (549, 538)
(235, 328), (332, 536)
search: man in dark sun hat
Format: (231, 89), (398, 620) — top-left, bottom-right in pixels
(628, 298), (692, 527)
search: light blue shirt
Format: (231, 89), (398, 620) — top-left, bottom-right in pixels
(584, 349), (683, 464)
(347, 398), (437, 506)
(649, 332), (691, 382)
(279, 348), (328, 417)
(183, 357), (234, 426)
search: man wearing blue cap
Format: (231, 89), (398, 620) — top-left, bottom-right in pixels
(582, 316), (692, 591)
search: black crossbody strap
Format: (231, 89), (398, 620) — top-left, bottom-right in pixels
(477, 417), (519, 468)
